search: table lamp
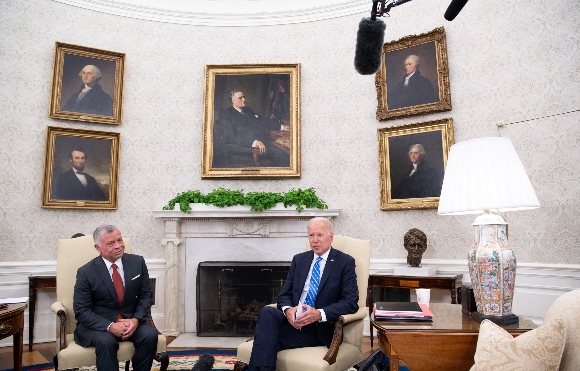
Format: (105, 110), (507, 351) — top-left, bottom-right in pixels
(437, 137), (540, 325)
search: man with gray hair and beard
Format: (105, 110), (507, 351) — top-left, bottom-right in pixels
(64, 64), (113, 116)
(73, 225), (158, 370)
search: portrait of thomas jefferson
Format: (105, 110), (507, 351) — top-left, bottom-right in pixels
(388, 131), (444, 200)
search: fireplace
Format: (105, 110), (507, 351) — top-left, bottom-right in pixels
(152, 206), (340, 336)
(196, 261), (290, 336)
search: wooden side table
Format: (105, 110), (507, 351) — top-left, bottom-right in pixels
(371, 303), (536, 371)
(367, 273), (463, 346)
(28, 275), (56, 351)
(0, 302), (28, 371)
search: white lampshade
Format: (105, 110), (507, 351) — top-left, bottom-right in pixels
(438, 137), (540, 215)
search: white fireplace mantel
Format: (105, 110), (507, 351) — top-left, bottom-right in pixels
(152, 206), (340, 335)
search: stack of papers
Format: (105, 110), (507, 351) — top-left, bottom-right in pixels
(374, 301), (433, 322)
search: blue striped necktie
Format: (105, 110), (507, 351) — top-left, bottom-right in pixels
(304, 256), (323, 307)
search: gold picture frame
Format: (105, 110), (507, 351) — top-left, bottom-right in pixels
(375, 27), (451, 121)
(49, 42), (125, 125)
(378, 118), (454, 211)
(202, 64), (301, 178)
(41, 126), (120, 210)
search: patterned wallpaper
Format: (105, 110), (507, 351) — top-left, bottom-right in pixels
(0, 0), (579, 264)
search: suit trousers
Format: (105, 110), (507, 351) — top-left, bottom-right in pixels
(248, 306), (325, 370)
(90, 323), (158, 371)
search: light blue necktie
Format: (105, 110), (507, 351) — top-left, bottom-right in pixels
(304, 256), (323, 307)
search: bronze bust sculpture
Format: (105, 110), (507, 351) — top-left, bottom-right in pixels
(404, 228), (427, 267)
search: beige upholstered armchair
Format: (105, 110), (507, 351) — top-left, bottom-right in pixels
(50, 235), (169, 371)
(235, 235), (371, 371)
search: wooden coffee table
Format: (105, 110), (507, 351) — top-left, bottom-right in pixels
(371, 304), (537, 371)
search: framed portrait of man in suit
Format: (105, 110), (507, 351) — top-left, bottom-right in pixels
(41, 126), (120, 210)
(49, 42), (125, 125)
(378, 118), (454, 211)
(202, 64), (301, 179)
(375, 27), (452, 121)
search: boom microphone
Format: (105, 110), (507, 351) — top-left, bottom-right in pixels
(444, 0), (469, 21)
(192, 353), (215, 371)
(354, 17), (386, 75)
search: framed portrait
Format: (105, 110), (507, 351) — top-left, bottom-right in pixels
(378, 118), (454, 211)
(41, 126), (120, 210)
(49, 42), (125, 125)
(202, 64), (301, 178)
(375, 27), (451, 121)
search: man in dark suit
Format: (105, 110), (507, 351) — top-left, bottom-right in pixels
(64, 64), (113, 116)
(73, 225), (158, 371)
(392, 144), (441, 199)
(247, 217), (359, 371)
(218, 90), (290, 168)
(52, 148), (107, 201)
(388, 55), (438, 110)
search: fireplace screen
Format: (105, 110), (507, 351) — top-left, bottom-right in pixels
(196, 261), (291, 337)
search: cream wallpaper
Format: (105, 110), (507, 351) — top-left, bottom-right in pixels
(0, 0), (579, 265)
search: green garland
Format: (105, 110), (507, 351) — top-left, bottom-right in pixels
(163, 187), (328, 213)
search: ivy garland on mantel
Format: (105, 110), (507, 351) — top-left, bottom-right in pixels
(163, 187), (328, 213)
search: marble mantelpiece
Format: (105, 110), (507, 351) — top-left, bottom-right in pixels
(152, 206), (340, 335)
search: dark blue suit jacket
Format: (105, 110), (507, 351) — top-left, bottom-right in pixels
(73, 253), (152, 347)
(276, 247), (359, 346)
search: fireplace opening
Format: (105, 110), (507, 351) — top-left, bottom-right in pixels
(196, 261), (291, 337)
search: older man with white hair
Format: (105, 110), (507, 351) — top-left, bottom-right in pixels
(64, 64), (113, 116)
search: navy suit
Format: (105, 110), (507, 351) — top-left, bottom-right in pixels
(248, 247), (359, 370)
(73, 253), (158, 371)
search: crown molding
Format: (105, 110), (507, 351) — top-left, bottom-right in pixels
(52, 0), (368, 26)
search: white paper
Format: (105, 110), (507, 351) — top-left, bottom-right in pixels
(0, 297), (28, 304)
(295, 300), (304, 319)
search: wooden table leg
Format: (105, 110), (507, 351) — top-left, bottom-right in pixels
(28, 284), (36, 351)
(376, 327), (399, 371)
(14, 328), (24, 371)
(368, 284), (374, 347)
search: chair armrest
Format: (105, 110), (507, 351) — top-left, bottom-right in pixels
(340, 307), (367, 324)
(51, 301), (68, 351)
(323, 307), (367, 365)
(51, 301), (65, 313)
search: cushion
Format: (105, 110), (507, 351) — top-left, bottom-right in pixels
(470, 318), (566, 371)
(544, 289), (580, 371)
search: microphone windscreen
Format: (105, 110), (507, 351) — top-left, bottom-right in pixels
(444, 0), (469, 21)
(192, 353), (215, 371)
(354, 17), (386, 75)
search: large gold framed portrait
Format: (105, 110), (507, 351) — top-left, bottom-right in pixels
(375, 27), (451, 121)
(49, 42), (125, 125)
(378, 118), (454, 211)
(41, 126), (120, 210)
(202, 64), (301, 178)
